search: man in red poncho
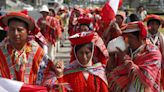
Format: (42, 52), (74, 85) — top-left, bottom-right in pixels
(0, 11), (56, 87)
(107, 21), (162, 92)
(144, 14), (164, 91)
(37, 5), (62, 61)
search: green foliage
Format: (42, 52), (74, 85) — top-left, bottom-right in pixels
(64, 0), (71, 4)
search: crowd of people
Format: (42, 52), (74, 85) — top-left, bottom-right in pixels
(0, 4), (164, 92)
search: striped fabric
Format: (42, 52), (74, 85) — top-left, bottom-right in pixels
(37, 16), (62, 45)
(0, 39), (53, 85)
(158, 32), (164, 91)
(107, 44), (162, 92)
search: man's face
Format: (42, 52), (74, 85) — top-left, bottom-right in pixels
(49, 11), (54, 16)
(40, 11), (49, 18)
(148, 21), (160, 34)
(8, 20), (28, 45)
(116, 15), (123, 26)
(139, 7), (144, 12)
(123, 32), (140, 49)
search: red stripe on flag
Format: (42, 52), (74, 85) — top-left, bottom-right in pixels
(100, 2), (115, 24)
(100, 0), (122, 25)
(119, 0), (123, 8)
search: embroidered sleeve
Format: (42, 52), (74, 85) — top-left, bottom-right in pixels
(36, 55), (52, 85)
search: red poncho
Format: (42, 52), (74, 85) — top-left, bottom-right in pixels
(108, 44), (162, 92)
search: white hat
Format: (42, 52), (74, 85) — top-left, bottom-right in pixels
(107, 36), (126, 52)
(40, 5), (49, 13)
(0, 26), (3, 30)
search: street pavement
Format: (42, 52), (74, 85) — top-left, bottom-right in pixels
(56, 39), (71, 65)
(55, 29), (71, 66)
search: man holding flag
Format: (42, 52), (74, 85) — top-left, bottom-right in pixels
(98, 0), (123, 40)
(101, 0), (122, 25)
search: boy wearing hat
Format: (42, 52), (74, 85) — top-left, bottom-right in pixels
(37, 5), (62, 61)
(78, 16), (93, 32)
(107, 22), (162, 92)
(0, 12), (55, 85)
(144, 14), (164, 91)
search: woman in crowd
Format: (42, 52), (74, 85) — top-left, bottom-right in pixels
(69, 16), (109, 66)
(44, 32), (109, 92)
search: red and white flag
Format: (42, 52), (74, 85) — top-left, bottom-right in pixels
(101, 0), (122, 25)
(0, 78), (47, 92)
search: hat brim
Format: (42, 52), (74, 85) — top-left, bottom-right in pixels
(40, 11), (49, 13)
(78, 18), (92, 24)
(144, 14), (162, 23)
(123, 28), (140, 33)
(2, 12), (35, 31)
(69, 32), (94, 45)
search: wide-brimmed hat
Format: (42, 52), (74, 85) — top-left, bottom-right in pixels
(144, 14), (164, 28)
(69, 32), (94, 45)
(78, 16), (92, 25)
(144, 14), (162, 23)
(123, 21), (147, 39)
(1, 12), (35, 31)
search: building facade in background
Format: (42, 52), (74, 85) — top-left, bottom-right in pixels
(22, 0), (43, 7)
(0, 0), (164, 12)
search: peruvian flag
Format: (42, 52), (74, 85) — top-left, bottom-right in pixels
(101, 0), (122, 25)
(0, 78), (47, 92)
